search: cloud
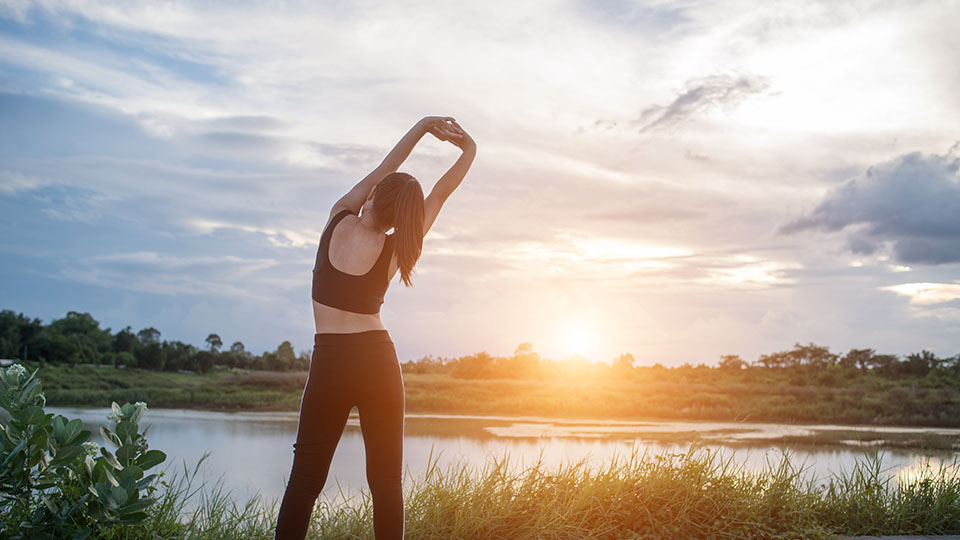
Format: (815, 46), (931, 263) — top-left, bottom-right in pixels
(0, 171), (44, 193)
(62, 251), (286, 298)
(202, 115), (286, 132)
(882, 282), (960, 305)
(636, 74), (770, 133)
(781, 147), (960, 264)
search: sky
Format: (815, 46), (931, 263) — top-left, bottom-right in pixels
(1, 0), (958, 365)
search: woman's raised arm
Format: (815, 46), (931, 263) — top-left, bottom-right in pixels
(423, 121), (476, 236)
(330, 116), (457, 217)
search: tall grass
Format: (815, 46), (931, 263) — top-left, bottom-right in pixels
(96, 446), (960, 540)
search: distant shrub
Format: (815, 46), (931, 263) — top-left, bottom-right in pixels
(116, 351), (137, 369)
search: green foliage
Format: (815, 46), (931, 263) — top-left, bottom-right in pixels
(0, 308), (309, 373)
(0, 311), (42, 359)
(0, 365), (166, 539)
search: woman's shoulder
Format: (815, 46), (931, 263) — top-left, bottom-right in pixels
(331, 206), (356, 219)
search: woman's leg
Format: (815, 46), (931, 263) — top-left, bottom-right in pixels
(357, 341), (406, 540)
(275, 344), (354, 540)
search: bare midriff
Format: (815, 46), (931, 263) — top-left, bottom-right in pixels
(312, 300), (387, 334)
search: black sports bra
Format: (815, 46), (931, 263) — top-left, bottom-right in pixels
(312, 209), (395, 314)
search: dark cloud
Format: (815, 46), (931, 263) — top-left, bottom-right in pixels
(781, 148), (960, 264)
(636, 74), (770, 133)
(197, 131), (281, 150)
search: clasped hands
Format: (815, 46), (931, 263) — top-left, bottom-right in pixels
(421, 116), (474, 150)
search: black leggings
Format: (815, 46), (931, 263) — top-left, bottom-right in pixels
(275, 330), (405, 540)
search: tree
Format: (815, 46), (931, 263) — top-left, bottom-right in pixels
(903, 350), (940, 377)
(205, 333), (222, 353)
(499, 343), (541, 378)
(113, 326), (140, 355)
(786, 343), (838, 370)
(163, 340), (197, 372)
(137, 327), (161, 345)
(866, 353), (899, 376)
(756, 351), (789, 369)
(0, 310), (42, 359)
(841, 348), (875, 372)
(30, 329), (80, 364)
(514, 343), (534, 356)
(718, 354), (747, 370)
(452, 352), (496, 379)
(274, 341), (296, 371)
(229, 341), (246, 355)
(137, 342), (165, 371)
(756, 343), (838, 370)
(195, 351), (215, 373)
(47, 312), (112, 364)
(614, 353), (636, 371)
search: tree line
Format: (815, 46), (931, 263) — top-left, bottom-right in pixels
(3, 308), (957, 381)
(403, 342), (960, 383)
(0, 310), (308, 372)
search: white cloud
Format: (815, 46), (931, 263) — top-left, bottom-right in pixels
(882, 282), (960, 305)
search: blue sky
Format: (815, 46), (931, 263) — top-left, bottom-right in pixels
(1, 0), (959, 364)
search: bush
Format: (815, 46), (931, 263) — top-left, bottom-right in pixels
(0, 364), (166, 539)
(116, 352), (137, 369)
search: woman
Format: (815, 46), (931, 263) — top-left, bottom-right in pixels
(275, 116), (476, 540)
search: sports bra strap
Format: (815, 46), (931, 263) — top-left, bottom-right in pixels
(323, 209), (353, 243)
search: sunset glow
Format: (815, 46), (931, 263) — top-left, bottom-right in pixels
(559, 320), (595, 359)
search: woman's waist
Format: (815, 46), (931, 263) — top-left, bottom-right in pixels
(313, 328), (393, 348)
(312, 300), (387, 333)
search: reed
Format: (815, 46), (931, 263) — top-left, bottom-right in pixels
(102, 445), (959, 540)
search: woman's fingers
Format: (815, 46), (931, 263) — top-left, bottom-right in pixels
(449, 119), (466, 136)
(437, 124), (462, 139)
(426, 117), (466, 145)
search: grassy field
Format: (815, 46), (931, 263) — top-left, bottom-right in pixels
(91, 446), (960, 540)
(32, 362), (960, 430)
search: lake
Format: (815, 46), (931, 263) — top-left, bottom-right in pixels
(49, 407), (960, 509)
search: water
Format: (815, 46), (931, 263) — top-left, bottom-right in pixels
(49, 407), (960, 508)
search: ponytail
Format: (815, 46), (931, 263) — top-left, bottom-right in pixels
(372, 172), (424, 286)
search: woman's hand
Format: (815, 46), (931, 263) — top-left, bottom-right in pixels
(446, 120), (475, 152)
(421, 116), (462, 143)
(418, 116), (474, 151)
(419, 116), (453, 135)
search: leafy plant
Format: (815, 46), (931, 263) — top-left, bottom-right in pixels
(0, 364), (166, 539)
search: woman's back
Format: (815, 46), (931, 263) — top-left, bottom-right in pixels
(312, 210), (399, 334)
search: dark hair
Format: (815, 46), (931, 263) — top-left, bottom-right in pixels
(372, 172), (424, 286)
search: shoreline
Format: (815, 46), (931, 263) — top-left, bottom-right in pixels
(44, 405), (960, 452)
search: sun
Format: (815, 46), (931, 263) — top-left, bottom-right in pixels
(560, 321), (594, 358)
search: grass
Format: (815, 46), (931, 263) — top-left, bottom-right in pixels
(93, 446), (960, 540)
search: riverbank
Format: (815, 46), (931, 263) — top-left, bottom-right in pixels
(98, 445), (960, 540)
(33, 362), (960, 429)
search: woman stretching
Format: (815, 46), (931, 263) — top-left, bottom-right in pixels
(275, 116), (476, 540)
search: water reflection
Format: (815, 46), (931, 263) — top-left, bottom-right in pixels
(49, 408), (960, 507)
